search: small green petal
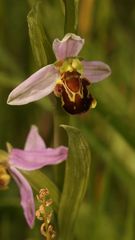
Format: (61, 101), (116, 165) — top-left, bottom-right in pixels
(0, 150), (8, 164)
(59, 58), (83, 75)
(72, 59), (83, 74)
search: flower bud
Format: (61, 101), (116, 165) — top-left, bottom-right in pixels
(0, 166), (10, 189)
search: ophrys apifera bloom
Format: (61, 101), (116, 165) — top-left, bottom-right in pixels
(7, 33), (111, 114)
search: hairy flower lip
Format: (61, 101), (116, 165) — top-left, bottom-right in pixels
(1, 125), (68, 228)
(7, 33), (111, 114)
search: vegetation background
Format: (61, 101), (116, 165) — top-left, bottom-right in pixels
(0, 0), (135, 239)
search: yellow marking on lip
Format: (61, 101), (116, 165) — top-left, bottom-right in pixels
(90, 99), (97, 109)
(55, 78), (63, 84)
(63, 81), (84, 103)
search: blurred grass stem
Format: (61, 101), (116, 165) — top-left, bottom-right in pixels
(78, 0), (95, 36)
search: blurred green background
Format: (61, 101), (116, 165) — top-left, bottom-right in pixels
(0, 0), (135, 239)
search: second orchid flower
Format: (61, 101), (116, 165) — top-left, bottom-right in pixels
(0, 125), (68, 228)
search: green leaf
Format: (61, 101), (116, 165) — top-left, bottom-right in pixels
(27, 6), (47, 67)
(22, 170), (60, 212)
(27, 1), (55, 67)
(63, 0), (79, 33)
(58, 125), (91, 240)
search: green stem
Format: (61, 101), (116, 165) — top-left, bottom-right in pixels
(63, 0), (76, 33)
(52, 98), (69, 190)
(53, 100), (69, 147)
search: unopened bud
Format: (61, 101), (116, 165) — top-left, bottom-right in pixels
(0, 166), (10, 189)
(46, 211), (53, 224)
(40, 223), (47, 237)
(35, 210), (43, 220)
(38, 188), (50, 200)
(45, 198), (53, 207)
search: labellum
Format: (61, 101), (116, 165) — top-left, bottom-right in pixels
(54, 71), (96, 115)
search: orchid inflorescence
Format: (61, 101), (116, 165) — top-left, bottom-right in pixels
(1, 32), (111, 235)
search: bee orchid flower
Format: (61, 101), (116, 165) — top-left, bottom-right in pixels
(7, 33), (111, 114)
(0, 125), (68, 228)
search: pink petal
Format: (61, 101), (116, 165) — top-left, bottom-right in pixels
(24, 125), (46, 151)
(9, 146), (68, 170)
(9, 167), (35, 228)
(53, 33), (84, 60)
(7, 64), (58, 105)
(81, 60), (111, 83)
